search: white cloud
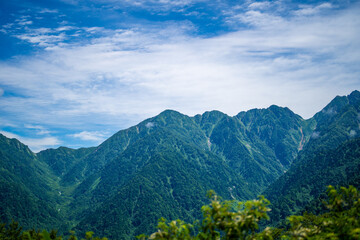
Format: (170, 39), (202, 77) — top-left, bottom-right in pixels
(2, 23), (14, 29)
(0, 1), (359, 139)
(15, 32), (66, 47)
(0, 117), (18, 128)
(93, 0), (207, 13)
(119, 0), (197, 7)
(248, 1), (271, 10)
(5, 13), (77, 48)
(236, 10), (284, 27)
(82, 27), (105, 33)
(18, 20), (33, 26)
(0, 131), (61, 153)
(293, 3), (333, 16)
(24, 124), (51, 135)
(15, 15), (33, 26)
(38, 8), (59, 14)
(56, 26), (76, 32)
(70, 131), (107, 142)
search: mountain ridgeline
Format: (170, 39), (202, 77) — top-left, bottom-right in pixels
(1, 90), (360, 239)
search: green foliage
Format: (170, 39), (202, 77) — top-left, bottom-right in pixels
(283, 185), (360, 239)
(139, 185), (360, 240)
(138, 190), (273, 240)
(137, 218), (194, 240)
(198, 191), (272, 240)
(0, 221), (22, 240)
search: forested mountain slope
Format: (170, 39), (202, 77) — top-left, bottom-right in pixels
(68, 107), (308, 238)
(37, 147), (95, 178)
(1, 91), (359, 239)
(263, 90), (360, 226)
(74, 127), (253, 239)
(0, 134), (64, 230)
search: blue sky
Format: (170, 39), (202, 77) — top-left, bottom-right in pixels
(0, 0), (359, 152)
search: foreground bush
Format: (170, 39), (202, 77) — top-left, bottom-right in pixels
(138, 185), (360, 240)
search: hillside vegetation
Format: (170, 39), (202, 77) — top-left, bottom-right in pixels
(2, 185), (359, 240)
(0, 90), (359, 239)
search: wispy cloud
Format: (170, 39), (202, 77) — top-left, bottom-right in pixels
(15, 15), (33, 26)
(236, 10), (284, 27)
(70, 131), (107, 142)
(248, 1), (272, 10)
(24, 124), (51, 135)
(38, 8), (59, 14)
(107, 0), (200, 10)
(0, 1), (359, 151)
(293, 3), (333, 16)
(1, 4), (359, 121)
(15, 32), (67, 47)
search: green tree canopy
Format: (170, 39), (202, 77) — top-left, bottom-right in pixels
(138, 185), (360, 240)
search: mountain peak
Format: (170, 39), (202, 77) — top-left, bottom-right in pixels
(348, 90), (360, 106)
(198, 110), (227, 121)
(150, 109), (189, 124)
(350, 89), (360, 96)
(158, 109), (183, 117)
(314, 90), (360, 122)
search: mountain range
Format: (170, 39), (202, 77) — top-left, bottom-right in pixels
(1, 90), (359, 239)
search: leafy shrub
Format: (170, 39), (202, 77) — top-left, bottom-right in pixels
(139, 185), (360, 240)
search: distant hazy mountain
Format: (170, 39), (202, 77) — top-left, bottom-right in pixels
(0, 90), (359, 239)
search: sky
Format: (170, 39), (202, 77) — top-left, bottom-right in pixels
(0, 0), (359, 152)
